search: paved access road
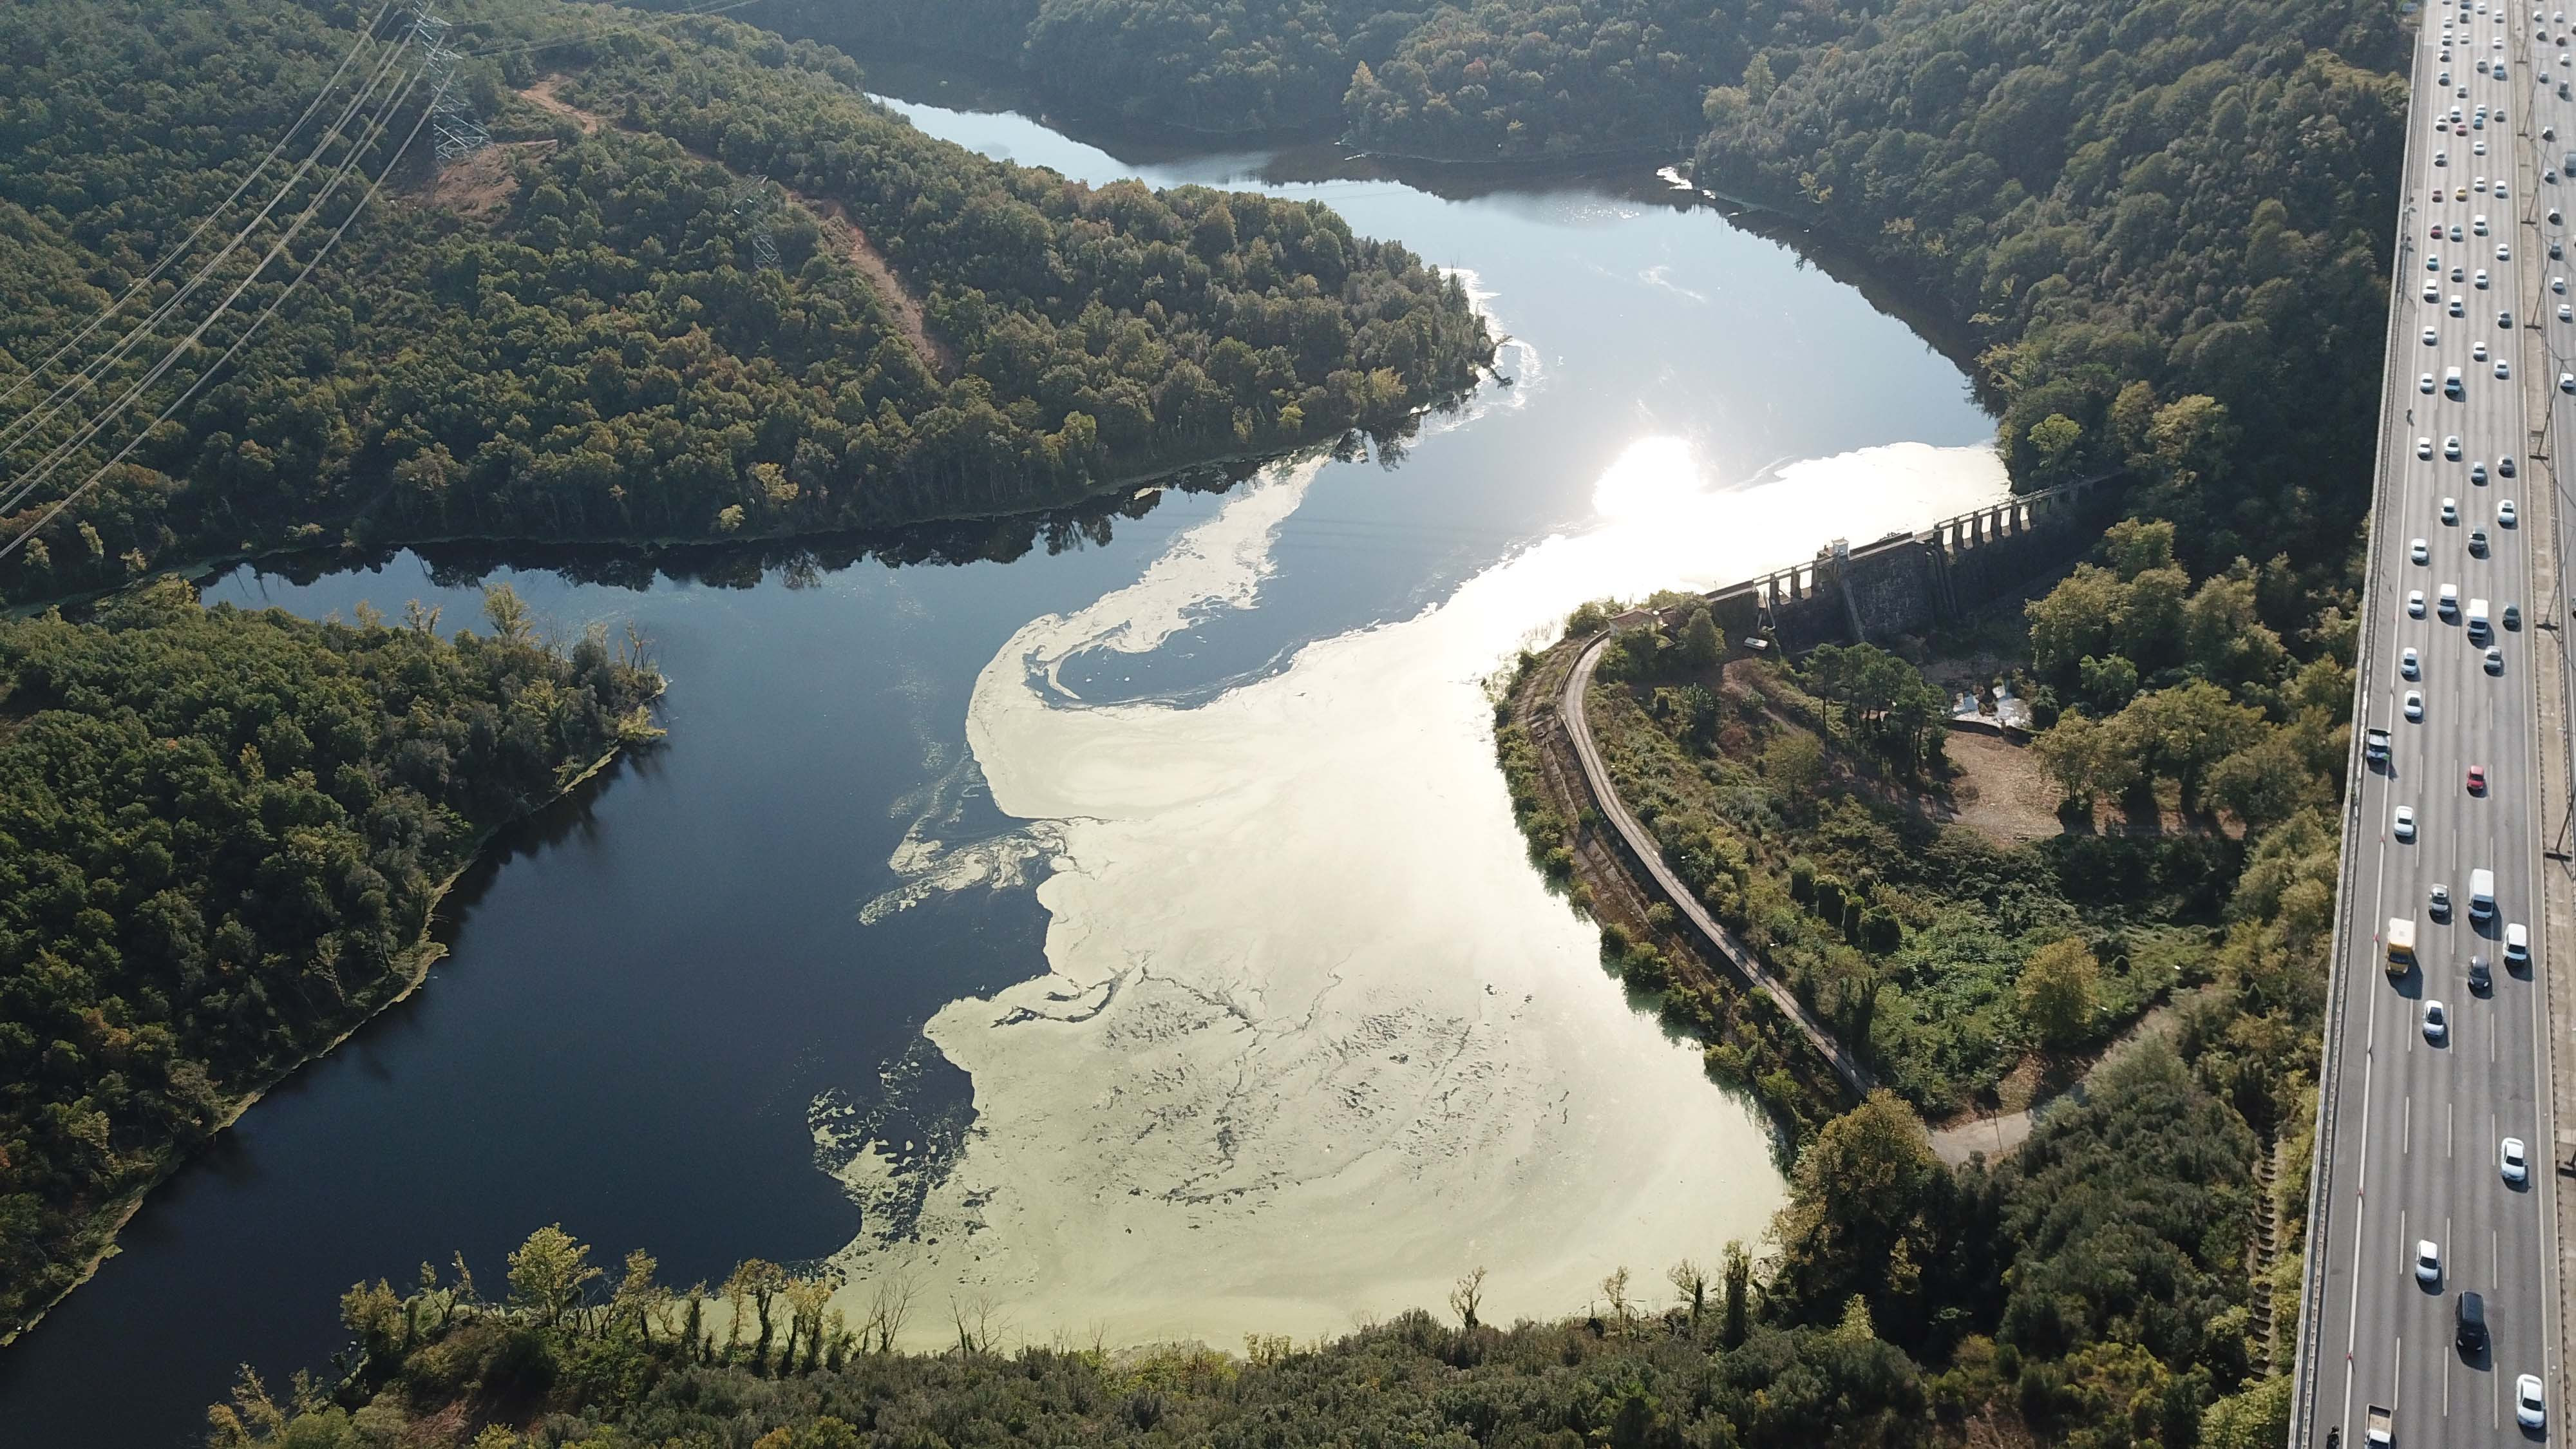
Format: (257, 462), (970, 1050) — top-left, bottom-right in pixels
(2298, 2), (2560, 1443)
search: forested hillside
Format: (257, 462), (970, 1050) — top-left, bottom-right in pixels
(0, 0), (1492, 607)
(1698, 0), (2407, 562)
(752, 0), (1879, 154)
(0, 579), (661, 1340)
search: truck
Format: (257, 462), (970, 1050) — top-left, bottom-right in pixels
(2367, 1402), (2394, 1446)
(2389, 916), (2418, 973)
(2469, 597), (2492, 638)
(2472, 868), (2496, 922)
(2367, 726), (2392, 765)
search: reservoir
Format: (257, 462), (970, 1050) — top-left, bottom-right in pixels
(0, 73), (2002, 1444)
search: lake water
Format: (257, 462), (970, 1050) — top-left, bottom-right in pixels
(0, 79), (2002, 1444)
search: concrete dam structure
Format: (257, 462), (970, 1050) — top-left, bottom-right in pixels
(1619, 473), (2124, 652)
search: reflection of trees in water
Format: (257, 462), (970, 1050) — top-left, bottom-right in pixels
(227, 408), (1457, 599)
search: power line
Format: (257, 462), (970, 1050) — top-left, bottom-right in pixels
(0, 35), (422, 523)
(0, 62), (439, 567)
(0, 0), (408, 421)
(0, 28), (416, 468)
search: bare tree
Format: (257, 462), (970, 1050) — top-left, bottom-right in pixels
(1448, 1266), (1489, 1331)
(1598, 1267), (1634, 1335)
(1667, 1258), (1710, 1327)
(863, 1272), (918, 1354)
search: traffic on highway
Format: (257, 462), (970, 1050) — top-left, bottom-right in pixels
(2301, 1), (2562, 1443)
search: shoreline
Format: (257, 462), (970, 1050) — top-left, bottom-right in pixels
(6, 386), (1493, 620)
(0, 731), (647, 1350)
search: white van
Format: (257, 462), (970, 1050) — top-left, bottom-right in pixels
(2506, 922), (2531, 965)
(2472, 867), (2497, 920)
(2441, 583), (2463, 618)
(2470, 597), (2492, 638)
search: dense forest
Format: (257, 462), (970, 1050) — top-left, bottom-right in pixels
(0, 0), (1492, 606)
(1698, 0), (2405, 564)
(748, 0), (1882, 155)
(0, 580), (661, 1340)
(209, 1041), (2263, 1448)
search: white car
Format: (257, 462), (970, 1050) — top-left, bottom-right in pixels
(2475, 341), (2490, 361)
(2396, 804), (2419, 840)
(2498, 243), (2512, 261)
(2496, 359), (2513, 379)
(2559, 303), (2571, 322)
(2563, 372), (2576, 392)
(2426, 280), (2443, 302)
(2426, 325), (2441, 344)
(2447, 435), (2464, 458)
(2520, 1374), (2547, 1430)
(2505, 1137), (2530, 1182)
(2420, 436), (2437, 459)
(2405, 690), (2425, 721)
(2487, 645), (2505, 672)
(2402, 646), (2421, 677)
(2423, 999), (2448, 1041)
(2472, 461), (2490, 484)
(2410, 589), (2428, 616)
(2501, 498), (2518, 526)
(2417, 1238), (2444, 1283)
(2443, 497), (2459, 524)
(2451, 295), (2467, 316)
(2476, 268), (2490, 288)
(2557, 276), (2568, 293)
(2423, 372), (2437, 393)
(2413, 537), (2430, 564)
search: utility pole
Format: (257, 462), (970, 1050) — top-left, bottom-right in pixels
(410, 3), (490, 164)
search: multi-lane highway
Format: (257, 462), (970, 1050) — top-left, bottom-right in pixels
(2297, 3), (2561, 1443)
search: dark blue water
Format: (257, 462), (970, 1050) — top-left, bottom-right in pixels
(0, 86), (1989, 1446)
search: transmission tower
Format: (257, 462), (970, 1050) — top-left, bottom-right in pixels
(732, 175), (782, 270)
(409, 4), (490, 162)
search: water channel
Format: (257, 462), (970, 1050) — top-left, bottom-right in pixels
(0, 71), (2005, 1445)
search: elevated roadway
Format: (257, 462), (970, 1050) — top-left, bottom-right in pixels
(2294, 3), (2561, 1443)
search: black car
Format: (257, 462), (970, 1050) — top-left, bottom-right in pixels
(2470, 954), (2494, 993)
(2459, 1290), (2490, 1354)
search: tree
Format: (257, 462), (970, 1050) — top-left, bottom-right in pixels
(2205, 730), (2313, 831)
(1769, 1091), (1939, 1320)
(2120, 680), (2264, 812)
(1763, 730), (1826, 793)
(2198, 1373), (2291, 1449)
(1721, 1240), (1752, 1349)
(506, 1225), (603, 1329)
(2027, 565), (2125, 679)
(2031, 712), (2140, 810)
(1449, 1266), (1488, 1331)
(1679, 606), (1723, 668)
(2026, 412), (2087, 480)
(2100, 518), (2176, 580)
(2018, 936), (2099, 1050)
(482, 583), (536, 647)
(1668, 1259), (1710, 1326)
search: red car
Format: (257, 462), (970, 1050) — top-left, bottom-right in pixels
(2434, 222), (2448, 237)
(2468, 764), (2488, 793)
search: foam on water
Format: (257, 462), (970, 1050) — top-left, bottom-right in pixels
(824, 430), (2009, 1347)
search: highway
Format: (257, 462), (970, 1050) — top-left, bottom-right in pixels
(2297, 3), (2561, 1443)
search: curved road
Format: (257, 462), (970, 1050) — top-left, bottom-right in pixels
(1559, 630), (1874, 1095)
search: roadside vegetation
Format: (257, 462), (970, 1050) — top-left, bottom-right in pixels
(0, 580), (663, 1340)
(1562, 620), (2222, 1119)
(0, 0), (1493, 607)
